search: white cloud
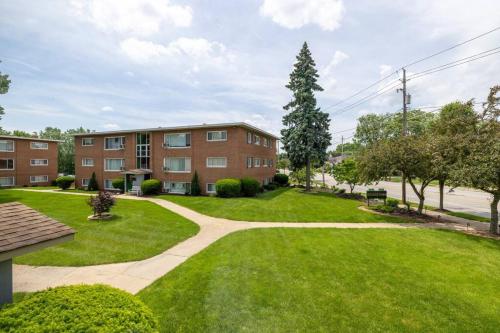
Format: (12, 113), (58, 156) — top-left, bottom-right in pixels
(124, 71), (135, 77)
(71, 0), (192, 36)
(101, 106), (114, 112)
(120, 37), (234, 68)
(260, 0), (344, 31)
(102, 123), (120, 130)
(379, 64), (393, 77)
(323, 50), (349, 76)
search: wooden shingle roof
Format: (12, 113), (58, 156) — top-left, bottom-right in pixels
(0, 202), (75, 258)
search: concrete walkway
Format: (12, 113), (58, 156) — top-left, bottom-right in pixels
(10, 189), (487, 294)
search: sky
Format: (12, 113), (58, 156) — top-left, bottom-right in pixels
(0, 0), (499, 147)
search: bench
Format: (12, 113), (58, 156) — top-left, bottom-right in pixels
(366, 188), (387, 206)
(129, 185), (142, 196)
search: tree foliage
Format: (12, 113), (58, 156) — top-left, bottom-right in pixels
(331, 158), (361, 193)
(190, 171), (201, 196)
(281, 42), (331, 191)
(88, 191), (116, 217)
(0, 60), (11, 121)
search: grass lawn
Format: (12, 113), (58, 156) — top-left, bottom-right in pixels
(0, 190), (199, 266)
(139, 228), (500, 333)
(446, 211), (490, 223)
(160, 187), (408, 223)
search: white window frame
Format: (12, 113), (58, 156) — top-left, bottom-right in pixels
(206, 130), (227, 142)
(164, 132), (191, 149)
(206, 157), (227, 168)
(246, 157), (253, 168)
(104, 136), (125, 150)
(206, 183), (216, 194)
(254, 158), (260, 167)
(30, 159), (48, 166)
(82, 158), (94, 167)
(104, 158), (125, 171)
(0, 158), (15, 170)
(30, 175), (48, 183)
(0, 140), (14, 152)
(163, 157), (192, 173)
(247, 132), (252, 144)
(254, 134), (260, 145)
(81, 178), (90, 187)
(263, 158), (268, 167)
(82, 137), (95, 146)
(104, 179), (114, 190)
(263, 138), (268, 147)
(0, 176), (15, 187)
(30, 142), (49, 150)
(163, 181), (191, 194)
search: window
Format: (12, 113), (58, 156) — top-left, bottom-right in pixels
(269, 139), (273, 149)
(104, 158), (124, 171)
(264, 178), (270, 185)
(163, 182), (191, 194)
(0, 159), (14, 170)
(82, 158), (94, 167)
(268, 159), (273, 167)
(246, 157), (253, 168)
(263, 158), (268, 167)
(263, 138), (268, 147)
(30, 175), (48, 183)
(165, 133), (191, 148)
(30, 142), (48, 149)
(206, 157), (227, 168)
(207, 130), (227, 141)
(81, 178), (90, 187)
(104, 179), (114, 189)
(0, 140), (14, 152)
(0, 177), (14, 187)
(30, 159), (48, 166)
(206, 183), (216, 193)
(254, 158), (260, 167)
(254, 135), (260, 145)
(164, 157), (191, 173)
(82, 138), (94, 146)
(104, 137), (125, 150)
(247, 132), (252, 144)
(136, 133), (150, 169)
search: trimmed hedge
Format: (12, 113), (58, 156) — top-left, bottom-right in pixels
(240, 177), (260, 197)
(112, 177), (125, 193)
(273, 173), (289, 186)
(141, 179), (162, 195)
(55, 176), (74, 190)
(0, 285), (158, 332)
(215, 178), (241, 198)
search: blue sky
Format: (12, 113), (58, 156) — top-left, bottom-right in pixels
(1, 0), (499, 146)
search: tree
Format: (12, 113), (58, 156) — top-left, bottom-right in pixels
(190, 171), (201, 196)
(331, 158), (361, 193)
(88, 172), (99, 191)
(452, 86), (500, 234)
(87, 192), (116, 218)
(289, 167), (316, 187)
(0, 61), (11, 121)
(281, 42), (331, 191)
(276, 158), (291, 172)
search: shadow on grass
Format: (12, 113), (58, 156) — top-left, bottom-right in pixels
(424, 228), (500, 249)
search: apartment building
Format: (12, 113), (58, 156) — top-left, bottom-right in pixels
(74, 123), (277, 195)
(0, 136), (60, 187)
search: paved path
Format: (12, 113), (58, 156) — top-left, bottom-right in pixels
(11, 189), (487, 294)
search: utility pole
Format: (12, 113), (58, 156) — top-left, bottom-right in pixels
(400, 68), (408, 204)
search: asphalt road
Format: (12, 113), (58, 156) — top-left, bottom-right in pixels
(317, 173), (495, 219)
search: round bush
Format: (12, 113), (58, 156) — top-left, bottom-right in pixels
(141, 179), (162, 195)
(215, 178), (241, 198)
(240, 177), (260, 197)
(273, 173), (289, 186)
(112, 177), (125, 192)
(386, 198), (399, 208)
(0, 285), (158, 333)
(55, 176), (75, 190)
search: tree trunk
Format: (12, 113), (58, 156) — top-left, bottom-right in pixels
(490, 194), (499, 235)
(350, 184), (354, 193)
(305, 157), (311, 191)
(322, 165), (325, 187)
(417, 196), (425, 214)
(438, 179), (445, 210)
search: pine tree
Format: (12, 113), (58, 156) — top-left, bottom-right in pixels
(87, 172), (99, 191)
(281, 42), (332, 191)
(190, 170), (201, 196)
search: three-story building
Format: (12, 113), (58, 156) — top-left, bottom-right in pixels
(74, 123), (277, 194)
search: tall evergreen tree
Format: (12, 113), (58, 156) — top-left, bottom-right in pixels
(281, 42), (331, 191)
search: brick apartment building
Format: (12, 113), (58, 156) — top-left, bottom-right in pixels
(74, 123), (278, 195)
(0, 136), (60, 187)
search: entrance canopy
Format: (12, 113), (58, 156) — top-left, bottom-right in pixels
(120, 169), (153, 175)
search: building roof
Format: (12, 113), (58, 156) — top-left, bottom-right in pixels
(0, 202), (75, 261)
(0, 135), (62, 143)
(72, 122), (279, 139)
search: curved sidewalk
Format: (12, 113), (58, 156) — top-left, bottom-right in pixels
(11, 190), (480, 294)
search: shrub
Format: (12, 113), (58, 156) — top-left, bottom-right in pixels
(386, 198), (399, 208)
(215, 178), (241, 198)
(141, 179), (162, 195)
(190, 171), (201, 196)
(87, 172), (99, 191)
(50, 179), (57, 186)
(240, 177), (260, 197)
(55, 176), (74, 190)
(87, 191), (115, 217)
(273, 173), (289, 186)
(264, 183), (278, 191)
(112, 177), (125, 193)
(0, 285), (158, 332)
(336, 192), (364, 200)
(374, 204), (396, 214)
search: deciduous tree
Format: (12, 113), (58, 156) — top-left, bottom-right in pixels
(331, 158), (360, 193)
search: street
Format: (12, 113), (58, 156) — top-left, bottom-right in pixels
(318, 173), (495, 219)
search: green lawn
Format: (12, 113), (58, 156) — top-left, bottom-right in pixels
(0, 190), (199, 266)
(446, 211), (490, 223)
(139, 228), (500, 333)
(160, 188), (409, 223)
